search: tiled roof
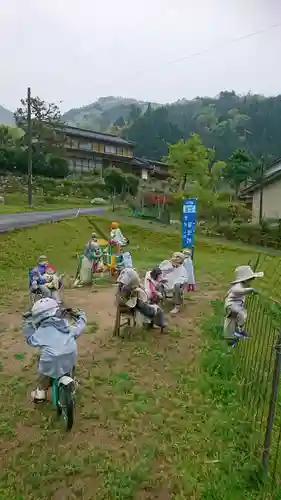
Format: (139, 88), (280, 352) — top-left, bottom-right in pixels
(63, 124), (135, 147)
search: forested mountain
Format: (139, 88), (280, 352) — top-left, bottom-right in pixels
(122, 91), (281, 162)
(0, 105), (15, 126)
(62, 96), (160, 132)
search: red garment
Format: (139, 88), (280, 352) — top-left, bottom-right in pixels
(46, 265), (56, 273)
(148, 278), (158, 300)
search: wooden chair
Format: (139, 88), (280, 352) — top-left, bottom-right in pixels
(113, 304), (137, 337)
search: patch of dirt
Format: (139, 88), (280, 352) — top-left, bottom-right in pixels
(0, 280), (219, 498)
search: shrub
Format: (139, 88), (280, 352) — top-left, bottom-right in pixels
(200, 222), (281, 249)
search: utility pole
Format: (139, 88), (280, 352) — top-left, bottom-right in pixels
(27, 87), (33, 208)
(258, 157), (264, 226)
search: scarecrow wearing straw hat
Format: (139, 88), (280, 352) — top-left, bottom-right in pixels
(159, 252), (189, 315)
(117, 268), (167, 330)
(224, 265), (264, 343)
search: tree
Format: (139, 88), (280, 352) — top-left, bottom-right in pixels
(124, 173), (139, 196)
(113, 116), (126, 128)
(14, 95), (66, 160)
(224, 148), (252, 194)
(209, 160), (227, 192)
(104, 167), (126, 195)
(165, 133), (214, 189)
(0, 125), (22, 148)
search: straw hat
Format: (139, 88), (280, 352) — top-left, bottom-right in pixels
(38, 255), (48, 264)
(182, 248), (192, 256)
(111, 222), (119, 229)
(171, 252), (185, 265)
(91, 232), (97, 239)
(232, 265), (264, 284)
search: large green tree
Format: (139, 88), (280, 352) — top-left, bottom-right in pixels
(224, 148), (252, 193)
(165, 133), (214, 189)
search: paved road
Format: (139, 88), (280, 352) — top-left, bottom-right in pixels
(0, 207), (105, 233)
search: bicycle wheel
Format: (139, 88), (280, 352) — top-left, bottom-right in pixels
(57, 383), (74, 431)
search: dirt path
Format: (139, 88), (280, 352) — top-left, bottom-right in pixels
(0, 284), (219, 373)
(0, 282), (221, 500)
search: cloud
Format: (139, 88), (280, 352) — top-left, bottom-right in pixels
(0, 0), (280, 111)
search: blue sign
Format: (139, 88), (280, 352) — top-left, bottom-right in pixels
(182, 198), (197, 248)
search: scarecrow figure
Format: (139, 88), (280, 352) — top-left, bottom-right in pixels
(117, 268), (167, 330)
(159, 252), (189, 315)
(182, 248), (196, 292)
(110, 222), (128, 248)
(224, 265), (263, 344)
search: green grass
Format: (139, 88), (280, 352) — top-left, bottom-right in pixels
(0, 192), (97, 213)
(0, 216), (281, 499)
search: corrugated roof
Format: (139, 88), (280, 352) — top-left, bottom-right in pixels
(63, 124), (135, 147)
(240, 157), (281, 195)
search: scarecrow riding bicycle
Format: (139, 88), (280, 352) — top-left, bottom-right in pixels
(22, 298), (87, 432)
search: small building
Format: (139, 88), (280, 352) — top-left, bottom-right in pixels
(240, 157), (281, 222)
(131, 157), (171, 181)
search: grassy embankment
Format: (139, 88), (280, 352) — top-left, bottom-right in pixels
(0, 216), (280, 499)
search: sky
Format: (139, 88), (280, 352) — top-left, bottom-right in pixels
(1, 0), (281, 112)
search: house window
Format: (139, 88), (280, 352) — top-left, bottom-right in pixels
(105, 144), (117, 155)
(71, 139), (78, 149)
(127, 148), (133, 158)
(117, 147), (123, 156)
(78, 141), (92, 151)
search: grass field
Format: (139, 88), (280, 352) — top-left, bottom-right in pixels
(0, 193), (96, 214)
(0, 217), (280, 499)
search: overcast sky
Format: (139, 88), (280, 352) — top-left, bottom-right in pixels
(1, 0), (280, 112)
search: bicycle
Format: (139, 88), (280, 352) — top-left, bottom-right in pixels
(52, 307), (80, 432)
(51, 370), (75, 432)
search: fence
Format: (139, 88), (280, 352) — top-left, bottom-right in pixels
(233, 252), (281, 495)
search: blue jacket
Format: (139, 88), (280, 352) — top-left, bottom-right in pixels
(22, 313), (87, 378)
(29, 265), (47, 286)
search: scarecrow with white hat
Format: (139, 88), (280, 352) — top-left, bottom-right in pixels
(117, 268), (167, 330)
(224, 265), (264, 342)
(159, 252), (189, 315)
(182, 248), (196, 292)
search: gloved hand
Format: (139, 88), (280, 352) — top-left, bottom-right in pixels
(22, 311), (32, 319)
(61, 307), (81, 318)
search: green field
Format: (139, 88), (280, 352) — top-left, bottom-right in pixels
(0, 217), (280, 499)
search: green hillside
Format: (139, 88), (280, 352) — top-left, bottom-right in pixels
(123, 91), (281, 162)
(62, 96), (160, 132)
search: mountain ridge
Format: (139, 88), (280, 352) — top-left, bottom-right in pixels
(0, 105), (15, 126)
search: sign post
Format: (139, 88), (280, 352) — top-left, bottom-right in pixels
(182, 198), (197, 258)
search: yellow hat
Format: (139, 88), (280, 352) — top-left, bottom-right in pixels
(111, 222), (119, 229)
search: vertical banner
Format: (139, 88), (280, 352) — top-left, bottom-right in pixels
(182, 198), (197, 248)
